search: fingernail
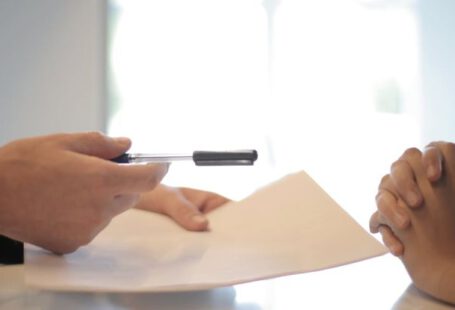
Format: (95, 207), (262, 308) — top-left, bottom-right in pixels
(192, 214), (208, 225)
(113, 137), (131, 146)
(427, 165), (436, 179)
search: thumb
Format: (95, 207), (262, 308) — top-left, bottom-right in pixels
(61, 132), (131, 159)
(422, 144), (444, 182)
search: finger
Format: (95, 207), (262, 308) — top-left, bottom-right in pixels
(369, 211), (382, 233)
(422, 144), (444, 182)
(59, 132), (131, 159)
(108, 163), (169, 194)
(376, 190), (410, 230)
(110, 194), (141, 216)
(390, 156), (423, 208)
(378, 226), (404, 256)
(159, 196), (210, 231)
(179, 187), (230, 213)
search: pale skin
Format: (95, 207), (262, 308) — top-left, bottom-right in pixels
(137, 184), (229, 232)
(0, 132), (229, 254)
(370, 142), (455, 304)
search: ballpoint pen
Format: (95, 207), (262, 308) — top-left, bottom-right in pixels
(111, 150), (258, 166)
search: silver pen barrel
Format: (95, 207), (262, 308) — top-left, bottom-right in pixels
(128, 153), (193, 164)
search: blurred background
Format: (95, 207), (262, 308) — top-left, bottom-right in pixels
(106, 0), (424, 223)
(0, 0), (454, 307)
(2, 0), (455, 240)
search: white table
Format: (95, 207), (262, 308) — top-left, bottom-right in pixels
(1, 254), (453, 310)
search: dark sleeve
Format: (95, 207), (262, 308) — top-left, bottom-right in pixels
(0, 235), (23, 264)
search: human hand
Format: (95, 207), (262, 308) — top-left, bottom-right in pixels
(370, 142), (447, 256)
(135, 184), (230, 231)
(389, 145), (455, 304)
(0, 132), (168, 254)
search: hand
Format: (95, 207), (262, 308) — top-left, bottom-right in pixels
(390, 145), (455, 304)
(370, 142), (447, 256)
(135, 184), (230, 231)
(0, 132), (169, 254)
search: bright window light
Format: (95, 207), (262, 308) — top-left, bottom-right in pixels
(107, 0), (420, 304)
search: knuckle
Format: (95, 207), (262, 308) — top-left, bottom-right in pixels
(376, 193), (393, 215)
(375, 190), (385, 204)
(390, 159), (405, 171)
(401, 147), (421, 160)
(378, 174), (391, 189)
(376, 198), (388, 214)
(86, 131), (106, 143)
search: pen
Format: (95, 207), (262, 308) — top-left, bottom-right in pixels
(111, 150), (258, 166)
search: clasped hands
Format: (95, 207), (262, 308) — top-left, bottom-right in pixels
(370, 141), (455, 304)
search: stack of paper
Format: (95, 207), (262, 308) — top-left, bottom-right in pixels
(25, 171), (386, 292)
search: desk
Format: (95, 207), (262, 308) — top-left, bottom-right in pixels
(1, 255), (453, 310)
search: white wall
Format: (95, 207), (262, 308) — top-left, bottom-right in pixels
(1, 0), (454, 146)
(418, 0), (455, 143)
(0, 0), (106, 145)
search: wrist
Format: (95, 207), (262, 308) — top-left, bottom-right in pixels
(432, 259), (455, 304)
(410, 256), (455, 305)
(0, 153), (16, 237)
(0, 153), (24, 264)
(0, 166), (7, 236)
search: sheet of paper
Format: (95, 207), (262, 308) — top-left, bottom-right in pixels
(25, 171), (387, 292)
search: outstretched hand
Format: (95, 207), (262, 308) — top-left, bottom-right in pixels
(135, 185), (230, 231)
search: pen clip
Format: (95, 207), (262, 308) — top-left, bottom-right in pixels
(193, 150), (258, 166)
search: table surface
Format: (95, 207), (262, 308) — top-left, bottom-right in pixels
(1, 254), (454, 310)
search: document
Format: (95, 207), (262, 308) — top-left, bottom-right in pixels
(25, 171), (387, 292)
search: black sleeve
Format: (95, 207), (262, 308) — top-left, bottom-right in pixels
(0, 235), (24, 264)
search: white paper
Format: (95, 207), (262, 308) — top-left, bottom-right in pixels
(25, 171), (387, 292)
